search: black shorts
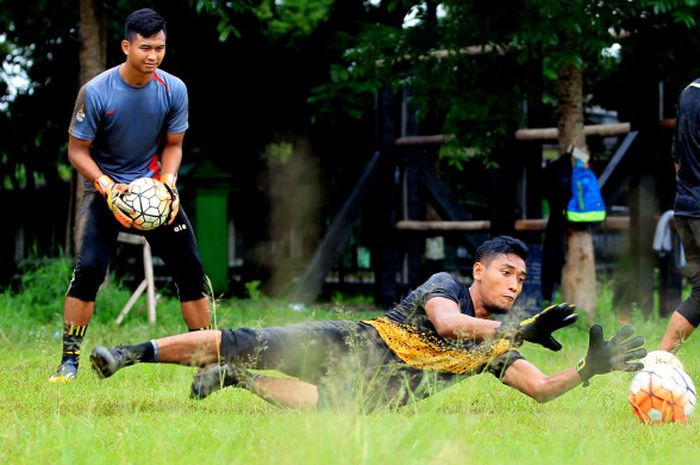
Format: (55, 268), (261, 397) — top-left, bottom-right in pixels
(66, 186), (207, 302)
(220, 320), (462, 410)
(674, 215), (700, 326)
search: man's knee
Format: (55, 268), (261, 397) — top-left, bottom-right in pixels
(174, 273), (208, 302)
(66, 265), (108, 301)
(220, 328), (260, 364)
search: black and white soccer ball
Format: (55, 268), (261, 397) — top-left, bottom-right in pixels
(121, 177), (172, 231)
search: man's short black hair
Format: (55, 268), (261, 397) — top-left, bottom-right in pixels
(474, 235), (528, 263)
(125, 8), (166, 41)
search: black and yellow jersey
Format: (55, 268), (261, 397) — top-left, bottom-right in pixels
(363, 272), (523, 377)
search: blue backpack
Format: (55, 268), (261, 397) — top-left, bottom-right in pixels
(566, 158), (606, 223)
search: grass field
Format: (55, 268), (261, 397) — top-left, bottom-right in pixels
(2, 261), (700, 464)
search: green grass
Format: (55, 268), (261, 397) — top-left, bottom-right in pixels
(2, 269), (700, 464)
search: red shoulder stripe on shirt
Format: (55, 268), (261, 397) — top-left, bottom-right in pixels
(152, 71), (170, 93)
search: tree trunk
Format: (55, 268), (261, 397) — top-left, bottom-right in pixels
(556, 63), (597, 320)
(70, 0), (107, 256)
(79, 0), (107, 83)
(556, 63), (586, 155)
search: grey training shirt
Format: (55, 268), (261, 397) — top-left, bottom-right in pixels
(68, 65), (188, 184)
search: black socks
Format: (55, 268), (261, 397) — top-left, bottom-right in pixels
(61, 323), (88, 364)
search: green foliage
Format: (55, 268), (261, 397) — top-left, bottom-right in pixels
(306, 0), (700, 167)
(263, 142), (294, 164)
(244, 280), (263, 301)
(330, 291), (374, 306)
(1, 256), (152, 325)
(252, 0), (334, 40)
(7, 0), (700, 297)
(0, 1), (79, 191)
(308, 25), (399, 124)
(191, 0), (252, 41)
(191, 0), (334, 43)
(4, 257), (72, 323)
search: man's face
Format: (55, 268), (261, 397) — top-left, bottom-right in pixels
(473, 253), (527, 314)
(122, 31), (166, 75)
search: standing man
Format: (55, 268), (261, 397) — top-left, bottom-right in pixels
(90, 236), (645, 411)
(50, 8), (211, 383)
(658, 79), (700, 354)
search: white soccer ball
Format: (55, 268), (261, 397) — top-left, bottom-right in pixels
(640, 350), (685, 371)
(121, 177), (172, 231)
(629, 364), (696, 424)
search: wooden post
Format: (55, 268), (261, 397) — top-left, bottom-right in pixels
(114, 233), (157, 325)
(395, 217), (629, 231)
(368, 159), (400, 307)
(401, 153), (425, 288)
(515, 123), (631, 140)
(524, 57), (545, 220)
(371, 85), (401, 307)
(143, 240), (156, 324)
(489, 140), (519, 237)
(625, 133), (656, 317)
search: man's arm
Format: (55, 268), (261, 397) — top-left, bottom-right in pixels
(500, 358), (581, 403)
(500, 324), (647, 403)
(425, 297), (576, 347)
(159, 131), (184, 224)
(425, 296), (501, 340)
(68, 135), (102, 183)
(160, 131), (184, 177)
(68, 134), (135, 227)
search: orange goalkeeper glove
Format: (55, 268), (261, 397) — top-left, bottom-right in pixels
(160, 173), (180, 225)
(94, 174), (134, 228)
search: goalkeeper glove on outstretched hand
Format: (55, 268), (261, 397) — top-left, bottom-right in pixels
(94, 174), (133, 228)
(498, 303), (578, 351)
(160, 173), (179, 225)
(576, 324), (647, 386)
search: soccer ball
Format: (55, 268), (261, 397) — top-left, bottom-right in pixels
(640, 350), (685, 371)
(629, 364), (696, 424)
(121, 177), (172, 231)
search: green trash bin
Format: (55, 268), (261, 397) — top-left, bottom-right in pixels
(187, 160), (231, 294)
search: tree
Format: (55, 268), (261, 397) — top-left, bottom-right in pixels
(301, 0), (700, 313)
(71, 0), (108, 254)
(4, 0), (700, 300)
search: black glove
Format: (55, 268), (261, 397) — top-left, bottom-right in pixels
(576, 324), (647, 386)
(498, 303), (578, 351)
